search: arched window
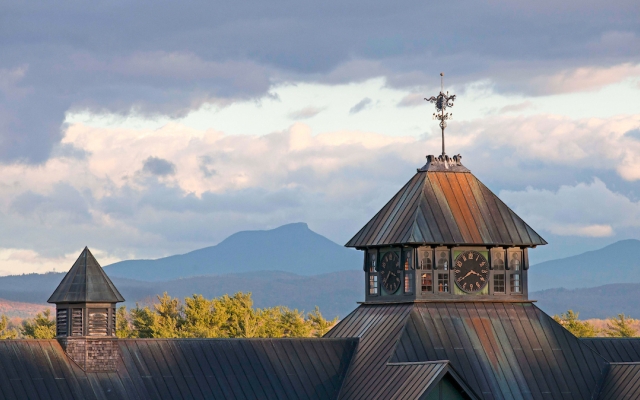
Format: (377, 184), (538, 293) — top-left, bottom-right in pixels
(509, 251), (522, 294)
(418, 247), (433, 293)
(436, 250), (449, 292)
(492, 249), (506, 294)
(404, 249), (414, 294)
(368, 251), (378, 295)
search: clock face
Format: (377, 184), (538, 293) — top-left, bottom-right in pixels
(379, 252), (401, 294)
(454, 251), (489, 293)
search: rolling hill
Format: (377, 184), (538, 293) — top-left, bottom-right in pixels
(529, 239), (640, 291)
(104, 222), (362, 281)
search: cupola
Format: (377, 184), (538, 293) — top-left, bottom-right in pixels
(349, 154), (546, 302)
(48, 247), (124, 371)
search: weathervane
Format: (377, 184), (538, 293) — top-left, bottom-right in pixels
(425, 73), (456, 156)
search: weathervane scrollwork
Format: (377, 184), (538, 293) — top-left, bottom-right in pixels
(425, 72), (456, 156)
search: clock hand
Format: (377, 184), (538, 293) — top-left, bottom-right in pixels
(469, 270), (481, 276)
(460, 271), (473, 280)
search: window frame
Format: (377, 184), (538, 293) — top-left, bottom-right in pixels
(508, 249), (523, 295)
(367, 249), (379, 296)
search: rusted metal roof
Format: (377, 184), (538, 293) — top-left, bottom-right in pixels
(0, 338), (356, 399)
(48, 247), (125, 303)
(346, 159), (547, 248)
(596, 363), (640, 400)
(327, 302), (611, 400)
(325, 303), (477, 399)
(582, 338), (640, 363)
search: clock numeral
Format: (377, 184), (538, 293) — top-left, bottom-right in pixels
(480, 261), (486, 267)
(476, 282), (481, 288)
(454, 269), (460, 274)
(481, 270), (488, 274)
(479, 277), (485, 282)
(457, 277), (464, 283)
(468, 252), (474, 259)
(462, 255), (466, 261)
(456, 261), (462, 267)
(462, 283), (467, 290)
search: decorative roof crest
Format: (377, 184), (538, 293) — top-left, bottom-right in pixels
(418, 153), (468, 172)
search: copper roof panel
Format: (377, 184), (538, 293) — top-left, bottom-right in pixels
(346, 169), (547, 247)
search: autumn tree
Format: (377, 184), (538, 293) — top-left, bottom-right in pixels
(605, 314), (638, 338)
(21, 309), (56, 339)
(0, 315), (18, 339)
(553, 310), (598, 337)
(117, 292), (337, 339)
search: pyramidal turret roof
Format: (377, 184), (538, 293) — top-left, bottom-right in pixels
(48, 247), (125, 303)
(346, 154), (547, 248)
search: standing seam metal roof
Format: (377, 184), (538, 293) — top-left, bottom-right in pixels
(48, 247), (125, 303)
(0, 338), (357, 400)
(346, 167), (547, 248)
(327, 302), (610, 400)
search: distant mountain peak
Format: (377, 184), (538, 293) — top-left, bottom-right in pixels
(104, 222), (361, 281)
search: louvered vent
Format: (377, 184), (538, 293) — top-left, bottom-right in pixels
(111, 308), (116, 336)
(71, 309), (83, 336)
(56, 309), (67, 336)
(88, 309), (108, 336)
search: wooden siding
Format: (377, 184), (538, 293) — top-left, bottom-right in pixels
(328, 302), (611, 400)
(346, 171), (547, 248)
(0, 338), (356, 400)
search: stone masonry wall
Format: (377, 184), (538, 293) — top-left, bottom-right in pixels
(59, 338), (119, 372)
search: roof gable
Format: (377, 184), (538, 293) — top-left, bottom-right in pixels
(346, 166), (547, 247)
(328, 302), (610, 400)
(48, 247), (125, 303)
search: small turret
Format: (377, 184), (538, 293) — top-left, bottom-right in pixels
(48, 247), (124, 371)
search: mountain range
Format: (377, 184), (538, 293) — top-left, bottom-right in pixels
(105, 222), (362, 281)
(528, 239), (640, 291)
(0, 224), (639, 319)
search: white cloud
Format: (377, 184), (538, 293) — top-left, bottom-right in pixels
(500, 179), (640, 237)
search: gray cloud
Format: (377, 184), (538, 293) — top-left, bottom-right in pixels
(288, 106), (324, 120)
(349, 98), (372, 114)
(142, 157), (176, 176)
(1, 1), (638, 163)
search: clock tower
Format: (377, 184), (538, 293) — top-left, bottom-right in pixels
(347, 153), (546, 303)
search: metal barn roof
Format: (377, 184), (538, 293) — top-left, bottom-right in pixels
(582, 338), (640, 363)
(48, 247), (125, 303)
(596, 363), (640, 399)
(327, 302), (616, 400)
(0, 338), (356, 400)
(346, 156), (547, 248)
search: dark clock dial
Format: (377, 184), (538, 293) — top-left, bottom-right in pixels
(379, 252), (401, 294)
(454, 251), (489, 293)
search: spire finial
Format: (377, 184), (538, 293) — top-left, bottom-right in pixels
(425, 73), (456, 157)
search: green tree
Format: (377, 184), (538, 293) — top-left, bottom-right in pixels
(552, 310), (598, 337)
(130, 305), (159, 338)
(116, 306), (135, 338)
(21, 309), (56, 339)
(117, 292), (337, 339)
(307, 307), (338, 337)
(280, 308), (312, 337)
(605, 314), (638, 337)
(0, 315), (18, 339)
(183, 294), (225, 338)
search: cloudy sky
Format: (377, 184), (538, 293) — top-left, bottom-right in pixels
(0, 1), (639, 274)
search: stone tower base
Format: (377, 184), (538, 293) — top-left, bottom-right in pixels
(58, 337), (120, 372)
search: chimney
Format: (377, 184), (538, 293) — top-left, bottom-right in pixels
(48, 247), (125, 372)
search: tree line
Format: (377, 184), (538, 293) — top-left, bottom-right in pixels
(553, 310), (639, 337)
(0, 292), (337, 339)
